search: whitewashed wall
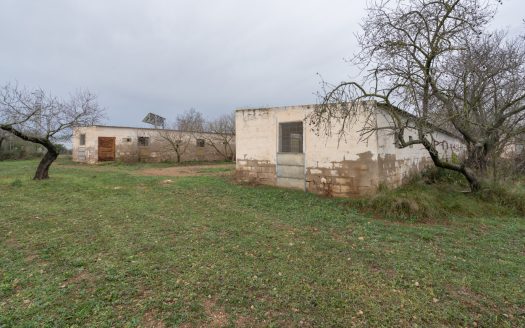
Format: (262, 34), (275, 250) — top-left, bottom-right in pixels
(236, 104), (466, 196)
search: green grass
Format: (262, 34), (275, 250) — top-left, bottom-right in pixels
(355, 181), (525, 223)
(0, 159), (524, 327)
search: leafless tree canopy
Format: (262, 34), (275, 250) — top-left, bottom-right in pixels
(154, 109), (235, 162)
(176, 108), (205, 133)
(311, 0), (523, 191)
(155, 126), (192, 163)
(440, 32), (525, 173)
(203, 112), (236, 161)
(0, 83), (104, 179)
(177, 109), (236, 161)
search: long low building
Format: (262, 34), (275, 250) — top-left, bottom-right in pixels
(235, 103), (465, 197)
(72, 125), (235, 163)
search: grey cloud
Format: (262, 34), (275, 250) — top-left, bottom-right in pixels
(0, 0), (523, 126)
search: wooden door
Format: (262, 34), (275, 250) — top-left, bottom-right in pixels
(98, 137), (115, 161)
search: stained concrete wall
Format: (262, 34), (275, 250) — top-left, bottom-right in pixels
(236, 104), (381, 197)
(236, 104), (465, 197)
(375, 112), (466, 187)
(72, 126), (235, 164)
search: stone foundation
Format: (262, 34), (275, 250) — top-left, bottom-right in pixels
(236, 152), (443, 198)
(236, 160), (277, 185)
(306, 151), (379, 197)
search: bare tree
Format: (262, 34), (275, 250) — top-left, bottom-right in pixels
(0, 83), (104, 179)
(203, 112), (236, 161)
(440, 32), (525, 180)
(155, 122), (192, 164)
(176, 108), (205, 132)
(310, 0), (521, 192)
(172, 108), (235, 161)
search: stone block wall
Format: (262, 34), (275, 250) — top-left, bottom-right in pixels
(236, 160), (277, 185)
(73, 126), (235, 164)
(306, 151), (380, 197)
(235, 104), (466, 198)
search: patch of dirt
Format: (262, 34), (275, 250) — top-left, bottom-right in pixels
(61, 270), (94, 288)
(25, 254), (39, 262)
(142, 310), (166, 328)
(55, 163), (121, 172)
(137, 288), (155, 300)
(4, 237), (19, 248)
(235, 315), (257, 327)
(446, 285), (488, 313)
(138, 164), (234, 177)
(203, 298), (228, 328)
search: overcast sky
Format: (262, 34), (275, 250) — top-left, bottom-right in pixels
(0, 1), (523, 127)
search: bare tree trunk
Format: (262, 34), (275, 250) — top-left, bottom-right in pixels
(492, 152), (497, 184)
(460, 167), (482, 192)
(34, 147), (58, 180)
(0, 136), (5, 156)
(422, 139), (482, 192)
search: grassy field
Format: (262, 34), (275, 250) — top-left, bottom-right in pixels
(0, 159), (524, 327)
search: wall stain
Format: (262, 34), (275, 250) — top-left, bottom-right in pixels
(237, 152), (436, 197)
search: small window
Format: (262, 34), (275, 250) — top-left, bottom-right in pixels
(138, 136), (150, 147)
(79, 134), (86, 146)
(279, 122), (303, 153)
(122, 137), (132, 143)
(408, 136), (413, 148)
(196, 139), (205, 147)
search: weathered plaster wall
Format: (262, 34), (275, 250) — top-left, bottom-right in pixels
(235, 104), (381, 197)
(375, 112), (465, 187)
(72, 126), (234, 163)
(304, 106), (380, 197)
(236, 104), (466, 197)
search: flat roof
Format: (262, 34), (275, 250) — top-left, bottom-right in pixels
(236, 104), (317, 112)
(78, 125), (227, 136)
(236, 102), (462, 140)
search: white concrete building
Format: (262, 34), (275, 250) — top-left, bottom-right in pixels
(235, 104), (464, 197)
(72, 125), (235, 164)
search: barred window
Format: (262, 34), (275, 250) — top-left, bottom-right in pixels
(279, 122), (303, 153)
(196, 139), (205, 147)
(138, 136), (149, 147)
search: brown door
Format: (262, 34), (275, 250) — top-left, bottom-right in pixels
(98, 137), (115, 161)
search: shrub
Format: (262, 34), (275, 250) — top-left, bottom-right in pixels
(421, 167), (466, 185)
(478, 183), (525, 216)
(353, 169), (524, 223)
(10, 179), (22, 187)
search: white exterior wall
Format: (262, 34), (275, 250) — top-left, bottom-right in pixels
(375, 112), (465, 186)
(236, 104), (466, 196)
(236, 105), (377, 166)
(72, 126), (233, 163)
(72, 126), (145, 164)
(236, 104), (381, 196)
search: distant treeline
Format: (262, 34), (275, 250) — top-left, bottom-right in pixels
(0, 134), (70, 160)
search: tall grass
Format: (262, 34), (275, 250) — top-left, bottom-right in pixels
(354, 168), (524, 223)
